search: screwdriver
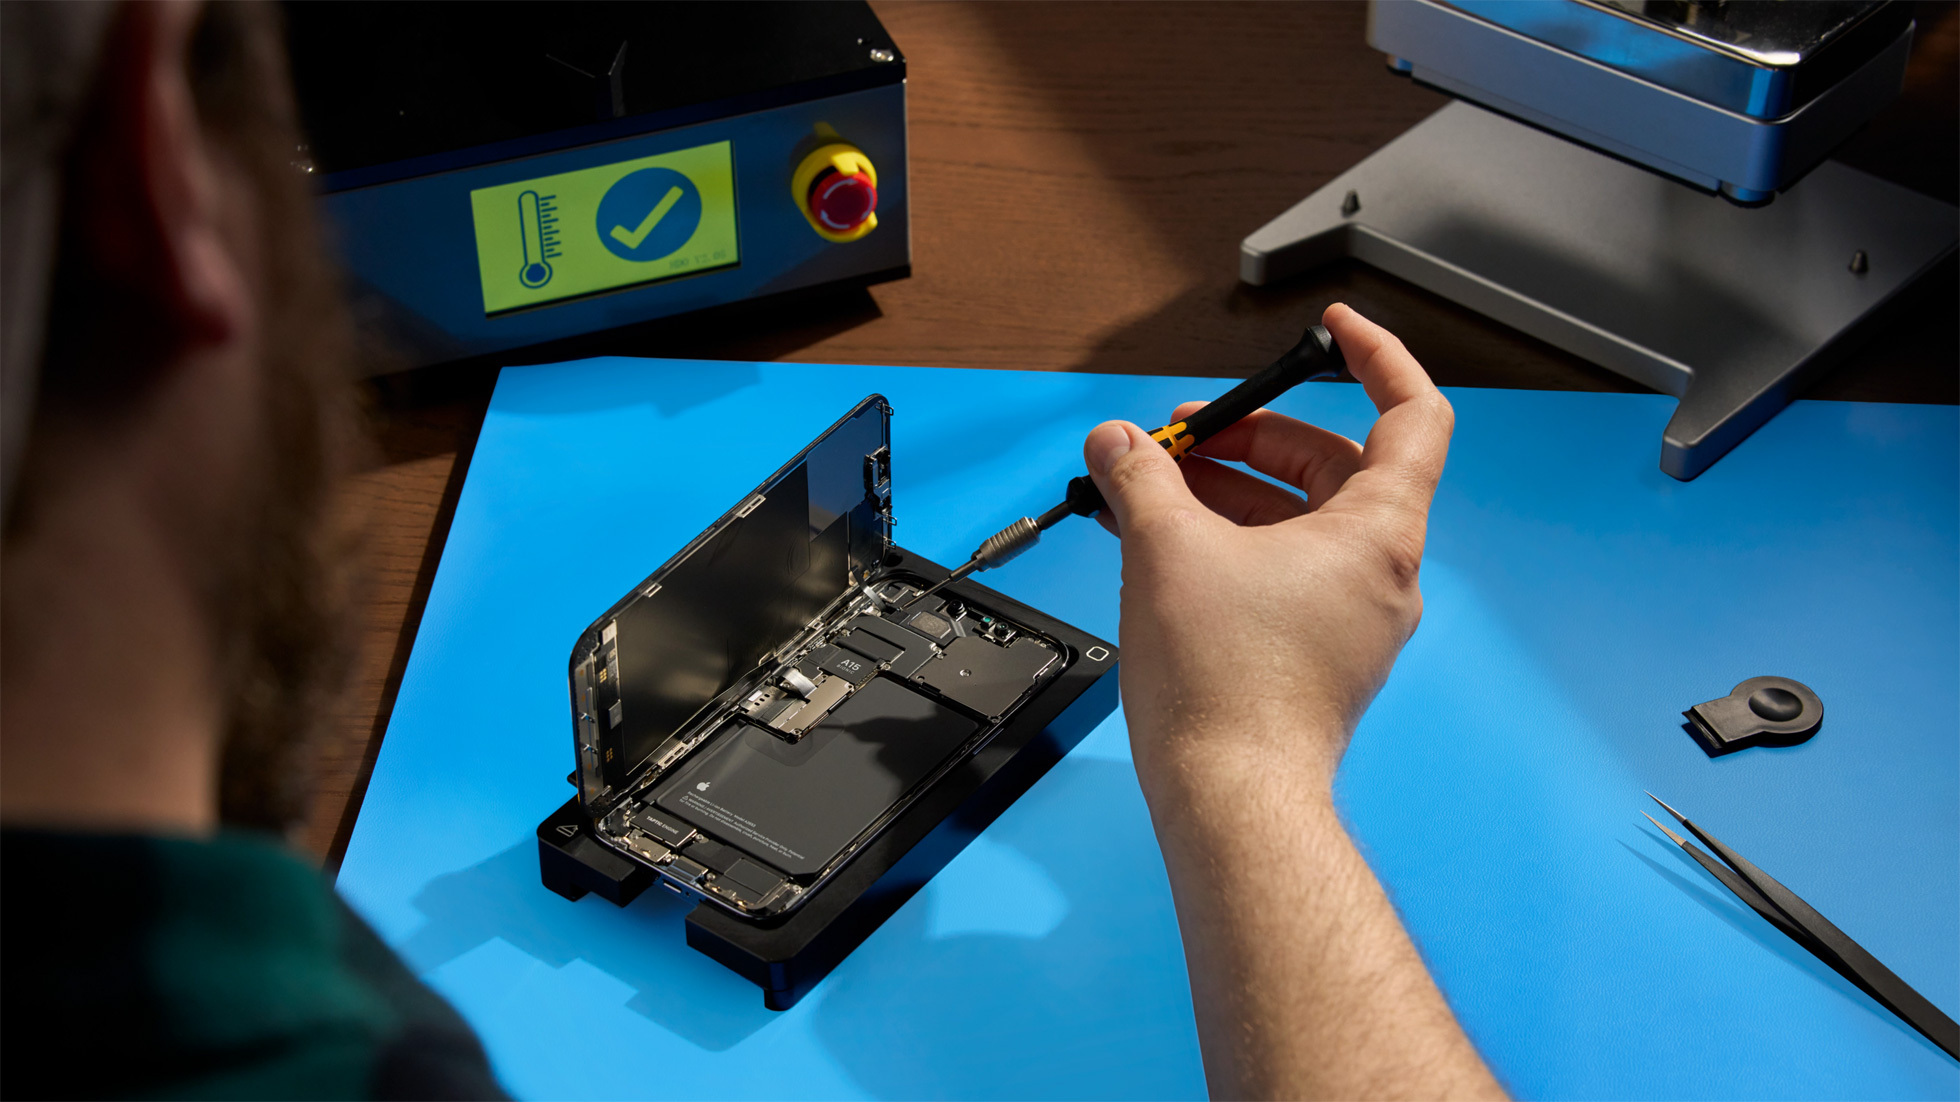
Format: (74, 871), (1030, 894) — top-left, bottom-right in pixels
(904, 324), (1346, 609)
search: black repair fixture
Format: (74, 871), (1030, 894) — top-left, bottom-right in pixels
(537, 398), (1120, 1009)
(284, 1), (909, 369)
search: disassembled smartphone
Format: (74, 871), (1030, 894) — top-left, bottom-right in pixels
(538, 396), (1119, 1008)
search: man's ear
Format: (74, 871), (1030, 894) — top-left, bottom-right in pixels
(71, 0), (249, 351)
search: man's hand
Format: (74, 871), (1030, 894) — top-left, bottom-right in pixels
(1089, 303), (1450, 796)
(1086, 303), (1503, 1100)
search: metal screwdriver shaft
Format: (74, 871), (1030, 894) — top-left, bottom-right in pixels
(906, 324), (1346, 608)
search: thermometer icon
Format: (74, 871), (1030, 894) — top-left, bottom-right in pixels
(517, 190), (560, 288)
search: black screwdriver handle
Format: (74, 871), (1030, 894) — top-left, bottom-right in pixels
(1063, 324), (1344, 518)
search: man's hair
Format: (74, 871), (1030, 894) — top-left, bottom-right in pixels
(3, 2), (361, 832)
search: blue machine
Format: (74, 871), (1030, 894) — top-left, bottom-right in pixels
(286, 2), (909, 369)
(1372, 0), (1917, 203)
(1243, 1), (1958, 482)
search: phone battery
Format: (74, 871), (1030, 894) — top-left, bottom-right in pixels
(651, 678), (976, 876)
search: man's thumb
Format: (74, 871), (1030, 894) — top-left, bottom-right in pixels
(1084, 421), (1198, 534)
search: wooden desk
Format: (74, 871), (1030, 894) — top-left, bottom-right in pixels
(304, 0), (1958, 862)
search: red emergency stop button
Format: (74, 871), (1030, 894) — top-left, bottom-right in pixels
(793, 139), (880, 243)
(811, 170), (877, 234)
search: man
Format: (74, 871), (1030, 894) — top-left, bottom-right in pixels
(1, 3), (504, 1097)
(1, 2), (1498, 1099)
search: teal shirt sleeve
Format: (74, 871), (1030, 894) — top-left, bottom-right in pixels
(1, 828), (509, 1101)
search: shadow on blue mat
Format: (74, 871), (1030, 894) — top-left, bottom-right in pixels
(394, 839), (780, 1051)
(1622, 837), (1952, 1061)
(389, 758), (1205, 1098)
(806, 757), (1204, 1101)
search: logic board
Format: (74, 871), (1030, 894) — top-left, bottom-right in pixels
(585, 578), (1064, 920)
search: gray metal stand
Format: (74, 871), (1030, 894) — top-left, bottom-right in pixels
(1241, 102), (1958, 480)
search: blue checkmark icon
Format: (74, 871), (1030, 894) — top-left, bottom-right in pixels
(596, 167), (703, 262)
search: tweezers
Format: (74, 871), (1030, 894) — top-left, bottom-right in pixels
(1645, 793), (1958, 1060)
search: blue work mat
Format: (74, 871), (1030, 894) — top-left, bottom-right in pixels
(336, 358), (1958, 1100)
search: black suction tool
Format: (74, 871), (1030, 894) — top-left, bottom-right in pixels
(1683, 676), (1823, 757)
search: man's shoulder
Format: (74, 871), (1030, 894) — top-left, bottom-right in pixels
(0, 828), (508, 1101)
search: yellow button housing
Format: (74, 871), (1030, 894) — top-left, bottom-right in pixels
(792, 142), (879, 243)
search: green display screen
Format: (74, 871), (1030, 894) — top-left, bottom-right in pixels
(469, 140), (739, 315)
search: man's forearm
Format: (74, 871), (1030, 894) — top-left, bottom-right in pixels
(1144, 748), (1505, 1100)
